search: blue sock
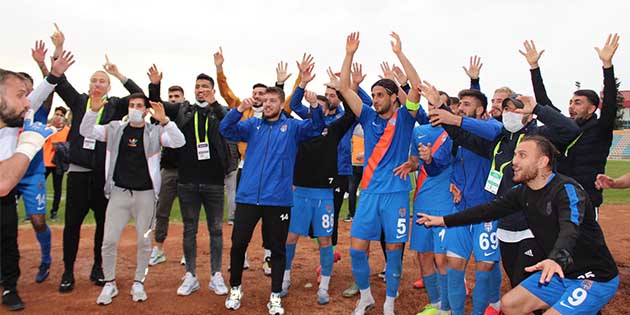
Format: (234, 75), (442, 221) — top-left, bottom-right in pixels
(385, 249), (402, 298)
(36, 225), (52, 264)
(285, 243), (296, 270)
(423, 273), (440, 305)
(472, 270), (491, 315)
(447, 268), (466, 315)
(319, 245), (333, 277)
(488, 263), (501, 304)
(439, 272), (450, 311)
(349, 248), (370, 290)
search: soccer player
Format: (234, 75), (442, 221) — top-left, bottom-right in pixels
(418, 135), (619, 315)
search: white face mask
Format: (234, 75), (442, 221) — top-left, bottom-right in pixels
(196, 101), (209, 108)
(502, 111), (525, 133)
(128, 108), (144, 124)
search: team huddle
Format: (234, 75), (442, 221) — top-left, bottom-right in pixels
(0, 23), (624, 315)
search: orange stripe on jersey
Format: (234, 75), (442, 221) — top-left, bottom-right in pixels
(414, 131), (448, 200)
(361, 111), (398, 190)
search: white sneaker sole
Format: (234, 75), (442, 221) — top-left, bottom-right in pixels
(209, 284), (228, 296)
(177, 284), (200, 296)
(96, 289), (118, 305)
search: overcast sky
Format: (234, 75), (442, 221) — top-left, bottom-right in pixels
(2, 0), (628, 116)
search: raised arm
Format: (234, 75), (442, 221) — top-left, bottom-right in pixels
(391, 32), (421, 107)
(290, 54), (316, 119)
(103, 55), (143, 95)
(520, 40), (560, 113)
(214, 47), (241, 108)
(517, 96), (579, 148)
(150, 101), (185, 148)
(595, 33), (620, 131)
(463, 55), (482, 91)
(339, 32), (365, 117)
(79, 89), (108, 142)
(31, 40), (50, 77)
(29, 50), (75, 112)
(219, 98), (256, 142)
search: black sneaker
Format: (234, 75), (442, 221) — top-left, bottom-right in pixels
(59, 271), (75, 293)
(90, 264), (105, 286)
(2, 290), (24, 311)
(50, 212), (58, 221)
(343, 215), (353, 222)
(35, 262), (50, 283)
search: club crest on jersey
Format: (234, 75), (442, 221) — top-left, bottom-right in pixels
(326, 204), (333, 212)
(321, 128), (329, 136)
(38, 180), (44, 190)
(399, 207), (406, 217)
(484, 222), (493, 232)
(280, 124), (288, 132)
(580, 280), (593, 291)
(128, 138), (138, 147)
(389, 118), (397, 126)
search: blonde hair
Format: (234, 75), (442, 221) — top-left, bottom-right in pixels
(494, 86), (513, 95)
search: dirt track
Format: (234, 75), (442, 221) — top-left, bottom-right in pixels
(13, 205), (629, 314)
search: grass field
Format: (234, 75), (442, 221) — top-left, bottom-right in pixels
(17, 160), (630, 226)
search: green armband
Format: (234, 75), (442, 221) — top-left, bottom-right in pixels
(406, 99), (420, 111)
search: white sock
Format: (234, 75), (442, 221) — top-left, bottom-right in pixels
(490, 301), (500, 309)
(384, 296), (395, 309)
(264, 249), (271, 258)
(359, 288), (373, 303)
(319, 275), (331, 290)
(283, 269), (291, 282)
(432, 301), (441, 309)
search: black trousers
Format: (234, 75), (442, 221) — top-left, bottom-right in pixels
(63, 171), (107, 272)
(348, 166), (363, 218)
(45, 167), (64, 215)
(0, 197), (19, 291)
(229, 203), (290, 293)
(500, 238), (546, 287)
(237, 168), (270, 251)
(332, 175), (349, 246)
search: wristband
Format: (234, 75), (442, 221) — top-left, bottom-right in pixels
(15, 131), (46, 160)
(405, 99), (420, 111)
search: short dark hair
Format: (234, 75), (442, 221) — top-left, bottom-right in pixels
(316, 95), (330, 108)
(522, 135), (559, 170)
(458, 89), (488, 112)
(168, 85), (184, 94)
(439, 91), (450, 105)
(265, 87), (285, 103)
(449, 96), (460, 105)
(196, 73), (215, 88)
(371, 79), (399, 96)
(128, 92), (149, 108)
(252, 83), (267, 90)
(54, 106), (67, 115)
(17, 72), (33, 84)
(574, 89), (600, 107)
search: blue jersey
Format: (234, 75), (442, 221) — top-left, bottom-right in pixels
(359, 105), (416, 194)
(24, 105), (49, 176)
(410, 125), (453, 212)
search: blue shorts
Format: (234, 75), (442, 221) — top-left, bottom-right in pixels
(16, 173), (47, 216)
(289, 187), (334, 237)
(350, 191), (409, 243)
(445, 218), (499, 261)
(521, 273), (619, 314)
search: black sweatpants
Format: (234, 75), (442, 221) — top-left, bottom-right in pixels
(63, 171), (107, 272)
(45, 167), (64, 215)
(332, 175), (349, 246)
(499, 238), (545, 287)
(229, 203), (290, 293)
(0, 195), (20, 291)
(237, 168), (270, 251)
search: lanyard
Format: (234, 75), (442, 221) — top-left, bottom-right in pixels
(194, 111), (209, 144)
(564, 132), (584, 157)
(86, 97), (107, 124)
(491, 133), (525, 173)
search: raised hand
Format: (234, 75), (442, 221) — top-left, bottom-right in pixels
(50, 50), (75, 77)
(346, 32), (360, 54)
(418, 143), (432, 164)
(276, 61), (292, 85)
(147, 64), (163, 85)
(103, 54), (125, 81)
(31, 40), (48, 65)
(418, 80), (441, 106)
(379, 61), (395, 80)
(525, 259), (564, 284)
(392, 65), (408, 86)
(213, 46), (224, 67)
(390, 31), (402, 54)
(304, 90), (318, 107)
(325, 67), (340, 91)
(296, 53), (315, 73)
(50, 23), (65, 57)
(595, 33), (620, 68)
(462, 55), (483, 79)
(149, 101), (168, 124)
(351, 62), (366, 86)
(416, 213), (445, 227)
(514, 95), (537, 115)
(519, 40), (545, 69)
(238, 97), (256, 113)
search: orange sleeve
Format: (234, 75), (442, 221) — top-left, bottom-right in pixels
(282, 75), (302, 115)
(217, 71), (241, 108)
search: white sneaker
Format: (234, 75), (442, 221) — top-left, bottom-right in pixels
(180, 256), (186, 266)
(209, 272), (228, 295)
(96, 282), (118, 305)
(279, 279), (291, 298)
(225, 286), (243, 310)
(317, 288), (330, 305)
(351, 296), (375, 315)
(177, 272), (199, 296)
(262, 256), (272, 276)
(130, 282), (148, 302)
(149, 247), (166, 266)
(267, 292), (285, 315)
